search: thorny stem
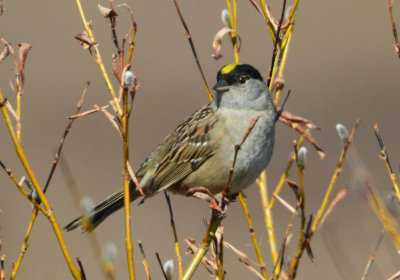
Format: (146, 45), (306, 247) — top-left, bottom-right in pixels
(0, 90), (82, 279)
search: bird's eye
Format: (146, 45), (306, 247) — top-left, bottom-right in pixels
(239, 75), (247, 84)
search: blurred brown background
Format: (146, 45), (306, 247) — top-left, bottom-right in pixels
(1, 0), (400, 279)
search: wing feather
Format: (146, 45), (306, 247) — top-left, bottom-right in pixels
(146, 104), (217, 197)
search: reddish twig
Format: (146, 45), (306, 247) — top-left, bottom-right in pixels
(361, 228), (385, 280)
(388, 0), (400, 58)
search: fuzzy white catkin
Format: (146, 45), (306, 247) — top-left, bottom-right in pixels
(221, 9), (231, 27)
(163, 259), (174, 280)
(284, 5), (293, 21)
(384, 193), (400, 218)
(297, 146), (307, 170)
(103, 242), (118, 262)
(81, 197), (94, 216)
(336, 123), (349, 140)
(31, 189), (38, 202)
(124, 70), (135, 87)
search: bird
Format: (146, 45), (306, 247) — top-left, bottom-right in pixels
(65, 63), (275, 231)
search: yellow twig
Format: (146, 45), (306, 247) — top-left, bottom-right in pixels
(228, 0), (240, 62)
(0, 90), (82, 279)
(122, 83), (135, 279)
(10, 209), (38, 280)
(164, 192), (183, 279)
(381, 150), (400, 201)
(11, 82), (89, 279)
(288, 148), (307, 277)
(256, 171), (279, 267)
(269, 130), (308, 209)
(126, 27), (137, 66)
(367, 186), (400, 250)
(374, 124), (400, 202)
(182, 218), (221, 280)
(238, 192), (268, 279)
(273, 32), (292, 104)
(75, 0), (123, 116)
(259, 0), (277, 42)
(285, 0), (300, 28)
(312, 119), (361, 234)
(0, 161), (47, 214)
(217, 227), (224, 280)
(138, 241), (151, 280)
(16, 90), (21, 141)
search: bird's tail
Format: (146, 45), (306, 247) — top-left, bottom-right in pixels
(64, 182), (142, 231)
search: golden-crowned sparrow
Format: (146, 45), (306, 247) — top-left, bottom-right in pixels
(65, 63), (275, 231)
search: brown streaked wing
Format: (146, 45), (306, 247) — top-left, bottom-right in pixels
(148, 104), (217, 195)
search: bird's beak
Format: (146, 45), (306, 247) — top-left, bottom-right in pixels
(213, 79), (230, 92)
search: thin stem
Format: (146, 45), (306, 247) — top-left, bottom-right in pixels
(10, 209), (38, 280)
(374, 124), (400, 201)
(256, 171), (279, 267)
(267, 0), (287, 88)
(156, 253), (169, 280)
(312, 119), (361, 234)
(388, 0), (400, 57)
(119, 4), (137, 66)
(11, 83), (89, 279)
(238, 192), (268, 279)
(217, 230), (224, 280)
(288, 148), (307, 278)
(138, 241), (151, 280)
(0, 161), (46, 214)
(0, 255), (4, 280)
(172, 0), (212, 101)
(75, 0), (123, 116)
(259, 0), (277, 42)
(164, 192), (183, 279)
(0, 90), (82, 279)
(122, 85), (135, 279)
(182, 218), (221, 280)
(361, 228), (385, 280)
(228, 0), (240, 63)
(269, 130), (308, 209)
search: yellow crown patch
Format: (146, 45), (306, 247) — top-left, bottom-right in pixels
(221, 63), (242, 75)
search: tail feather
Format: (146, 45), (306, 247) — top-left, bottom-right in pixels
(65, 182), (142, 231)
